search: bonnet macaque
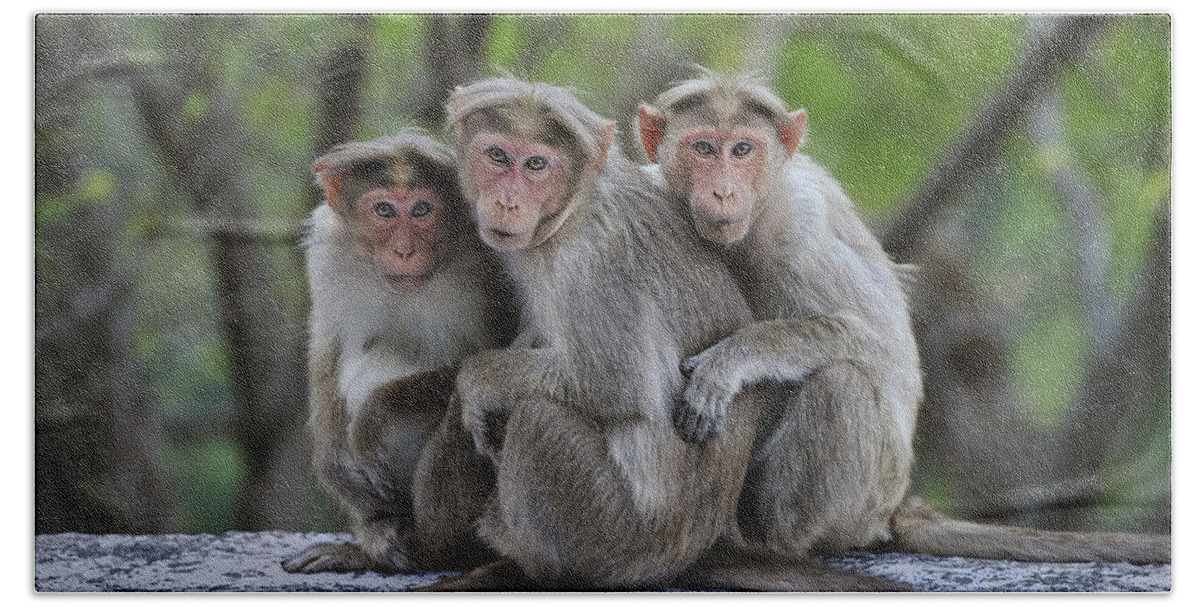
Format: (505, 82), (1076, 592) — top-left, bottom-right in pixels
(281, 131), (517, 574)
(637, 71), (1169, 565)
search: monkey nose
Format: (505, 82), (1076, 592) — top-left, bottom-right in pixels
(713, 189), (734, 202)
(495, 197), (519, 211)
(393, 242), (416, 258)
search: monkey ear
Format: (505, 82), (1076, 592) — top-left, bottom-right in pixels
(778, 109), (808, 158)
(596, 122), (617, 173)
(637, 105), (666, 164)
(314, 164), (347, 212)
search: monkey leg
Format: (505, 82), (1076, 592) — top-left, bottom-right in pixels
(677, 544), (911, 592)
(477, 394), (757, 590)
(738, 360), (912, 557)
(410, 391), (499, 572)
(413, 558), (548, 592)
(286, 370), (458, 575)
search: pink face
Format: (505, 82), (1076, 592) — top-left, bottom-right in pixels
(462, 132), (575, 251)
(673, 126), (769, 244)
(352, 186), (445, 292)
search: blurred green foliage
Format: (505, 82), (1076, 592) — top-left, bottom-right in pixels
(35, 13), (1169, 533)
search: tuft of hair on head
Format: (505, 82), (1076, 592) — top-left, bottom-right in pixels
(313, 128), (455, 180)
(655, 68), (788, 118)
(311, 128), (463, 210)
(445, 77), (616, 168)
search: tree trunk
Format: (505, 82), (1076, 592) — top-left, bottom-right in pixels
(126, 15), (309, 531)
(414, 14), (494, 127)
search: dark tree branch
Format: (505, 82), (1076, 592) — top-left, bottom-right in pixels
(611, 15), (693, 161)
(415, 14), (493, 127)
(881, 15), (1112, 260)
(313, 16), (371, 153)
(1030, 90), (1117, 348)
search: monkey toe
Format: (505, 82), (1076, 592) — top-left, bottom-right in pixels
(281, 542), (374, 574)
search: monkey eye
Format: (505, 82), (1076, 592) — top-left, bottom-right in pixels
(731, 142), (754, 157)
(373, 200), (398, 219)
(693, 140), (717, 156)
(410, 200), (433, 219)
(485, 145), (510, 164)
(524, 156), (548, 171)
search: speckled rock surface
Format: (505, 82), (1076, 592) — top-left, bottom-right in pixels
(34, 532), (1170, 593)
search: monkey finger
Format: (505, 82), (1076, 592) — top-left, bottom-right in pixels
(676, 405), (709, 444)
(672, 401), (690, 433)
(711, 409), (728, 438)
(693, 415), (715, 444)
(672, 403), (693, 441)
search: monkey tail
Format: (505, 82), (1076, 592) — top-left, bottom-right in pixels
(884, 496), (1170, 564)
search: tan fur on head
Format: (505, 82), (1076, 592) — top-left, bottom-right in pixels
(314, 128), (457, 181)
(445, 78), (615, 169)
(314, 128), (462, 200)
(647, 68), (807, 151)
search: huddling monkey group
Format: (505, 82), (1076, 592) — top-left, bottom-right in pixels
(280, 71), (1170, 591)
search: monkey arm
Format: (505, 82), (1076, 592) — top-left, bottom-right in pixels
(455, 347), (562, 463)
(676, 312), (877, 443)
(307, 340), (363, 500)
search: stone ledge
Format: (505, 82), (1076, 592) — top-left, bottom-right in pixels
(34, 531), (1170, 592)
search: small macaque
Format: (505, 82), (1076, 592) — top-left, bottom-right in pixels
(638, 70), (1168, 564)
(416, 77), (903, 592)
(281, 131), (517, 574)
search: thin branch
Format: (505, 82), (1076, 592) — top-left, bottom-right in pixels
(1029, 88), (1117, 348)
(881, 15), (1112, 260)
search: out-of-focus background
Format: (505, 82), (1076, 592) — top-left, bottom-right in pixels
(34, 13), (1169, 536)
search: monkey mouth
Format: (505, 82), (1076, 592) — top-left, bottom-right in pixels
(696, 216), (752, 244)
(480, 226), (534, 250)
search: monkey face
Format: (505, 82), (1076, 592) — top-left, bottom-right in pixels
(462, 132), (576, 251)
(667, 125), (771, 244)
(353, 186), (446, 292)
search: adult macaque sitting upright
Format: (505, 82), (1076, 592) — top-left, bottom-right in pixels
(282, 131), (517, 575)
(636, 70), (1169, 565)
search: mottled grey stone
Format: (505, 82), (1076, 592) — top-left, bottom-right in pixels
(33, 532), (1170, 593)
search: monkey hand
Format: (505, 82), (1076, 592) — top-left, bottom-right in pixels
(677, 351), (742, 443)
(282, 541), (376, 574)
